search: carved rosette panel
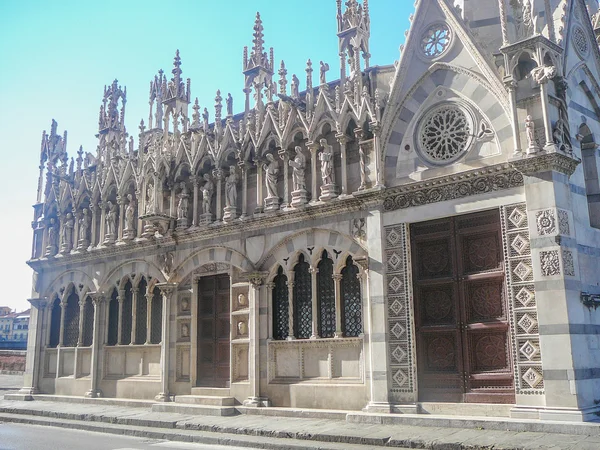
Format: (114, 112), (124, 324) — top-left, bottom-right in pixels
(383, 224), (415, 399)
(501, 203), (544, 394)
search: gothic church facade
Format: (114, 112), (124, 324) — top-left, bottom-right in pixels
(16, 0), (600, 421)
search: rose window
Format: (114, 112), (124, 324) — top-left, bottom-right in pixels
(417, 104), (473, 165)
(421, 24), (451, 58)
(573, 26), (589, 58)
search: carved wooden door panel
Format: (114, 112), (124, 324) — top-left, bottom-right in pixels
(412, 210), (514, 404)
(197, 274), (231, 387)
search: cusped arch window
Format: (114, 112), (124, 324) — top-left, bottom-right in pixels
(415, 103), (475, 166)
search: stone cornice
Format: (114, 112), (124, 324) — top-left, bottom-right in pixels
(509, 152), (581, 177)
(383, 164), (524, 212)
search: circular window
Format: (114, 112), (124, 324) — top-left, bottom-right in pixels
(421, 24), (451, 58)
(573, 26), (589, 58)
(416, 103), (474, 166)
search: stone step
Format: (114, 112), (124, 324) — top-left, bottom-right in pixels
(417, 401), (512, 417)
(174, 395), (235, 406)
(190, 387), (230, 396)
(152, 402), (237, 417)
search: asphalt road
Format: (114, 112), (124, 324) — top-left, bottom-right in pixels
(0, 423), (250, 450)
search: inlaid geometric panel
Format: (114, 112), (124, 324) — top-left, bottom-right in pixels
(501, 204), (544, 395)
(383, 224), (415, 397)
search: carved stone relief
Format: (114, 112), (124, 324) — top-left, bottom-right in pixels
(536, 210), (556, 236)
(557, 210), (570, 236)
(540, 250), (560, 276)
(562, 250), (575, 277)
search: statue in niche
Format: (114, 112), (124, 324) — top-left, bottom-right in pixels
(289, 146), (307, 191)
(225, 166), (238, 208)
(79, 209), (91, 243)
(319, 138), (334, 186)
(525, 115), (538, 152)
(510, 0), (534, 39)
(46, 218), (57, 255)
(237, 321), (248, 336)
(177, 183), (188, 220)
(61, 213), (75, 251)
(226, 93), (233, 117)
(124, 194), (136, 232)
(105, 201), (117, 237)
(237, 293), (248, 307)
(263, 153), (279, 199)
(291, 74), (300, 99)
(145, 183), (154, 214)
(201, 174), (214, 215)
(181, 323), (189, 338)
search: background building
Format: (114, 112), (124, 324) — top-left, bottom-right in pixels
(0, 309), (30, 350)
(14, 0), (600, 423)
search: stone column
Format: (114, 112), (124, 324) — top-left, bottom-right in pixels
(117, 289), (125, 345)
(364, 209), (392, 412)
(135, 189), (143, 239)
(98, 201), (107, 247)
(333, 274), (343, 338)
(505, 77), (522, 154)
(145, 293), (152, 344)
(336, 134), (349, 196)
(255, 158), (264, 214)
(239, 162), (249, 218)
(308, 142), (319, 204)
(131, 288), (138, 345)
(369, 123), (384, 189)
(90, 203), (98, 247)
(309, 266), (319, 339)
(190, 176), (199, 229)
(14, 298), (46, 400)
(155, 283), (177, 402)
(287, 273), (295, 340)
(169, 183), (176, 230)
(58, 300), (67, 347)
(72, 209), (81, 251)
(77, 298), (85, 347)
(213, 169), (223, 222)
(243, 273), (270, 407)
(86, 293), (104, 398)
(278, 148), (290, 209)
(117, 195), (125, 243)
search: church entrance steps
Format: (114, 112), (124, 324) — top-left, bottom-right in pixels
(236, 405), (348, 420)
(152, 402), (237, 416)
(173, 394), (235, 406)
(3, 393), (153, 408)
(190, 387), (230, 396)
(417, 402), (512, 418)
(3, 399), (600, 449)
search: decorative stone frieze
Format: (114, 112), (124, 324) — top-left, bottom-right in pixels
(509, 152), (580, 177)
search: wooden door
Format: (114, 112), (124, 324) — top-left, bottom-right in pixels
(197, 274), (230, 387)
(412, 210), (514, 404)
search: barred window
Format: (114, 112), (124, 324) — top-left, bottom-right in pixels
(293, 254), (312, 339)
(63, 289), (80, 347)
(81, 296), (94, 347)
(341, 256), (362, 337)
(121, 280), (133, 345)
(107, 289), (119, 346)
(317, 251), (335, 338)
(272, 266), (289, 340)
(150, 287), (162, 344)
(135, 278), (148, 344)
(49, 297), (61, 348)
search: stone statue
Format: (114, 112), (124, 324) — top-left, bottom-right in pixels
(79, 209), (91, 243)
(531, 65), (556, 84)
(525, 115), (538, 153)
(124, 194), (136, 232)
(319, 138), (334, 186)
(201, 173), (214, 215)
(237, 321), (248, 336)
(263, 153), (279, 199)
(46, 218), (57, 256)
(181, 323), (189, 338)
(145, 183), (154, 214)
(319, 61), (329, 85)
(105, 201), (117, 237)
(237, 293), (248, 307)
(202, 107), (210, 131)
(291, 74), (300, 99)
(225, 166), (238, 208)
(289, 146), (306, 192)
(177, 183), (188, 220)
(61, 213), (75, 252)
(226, 93), (233, 116)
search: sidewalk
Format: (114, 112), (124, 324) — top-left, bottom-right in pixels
(1, 397), (600, 449)
(0, 373), (23, 391)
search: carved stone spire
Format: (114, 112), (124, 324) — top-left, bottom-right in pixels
(192, 97), (200, 128)
(278, 60), (288, 95)
(252, 12), (266, 69)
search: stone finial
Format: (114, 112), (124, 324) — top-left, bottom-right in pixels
(192, 98), (200, 128)
(215, 90), (223, 123)
(278, 61), (288, 95)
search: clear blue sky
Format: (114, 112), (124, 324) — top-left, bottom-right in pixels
(0, 0), (413, 312)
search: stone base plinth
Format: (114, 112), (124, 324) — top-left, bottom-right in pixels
(243, 396), (271, 407)
(319, 183), (338, 202)
(155, 392), (172, 402)
(76, 239), (89, 251)
(264, 196), (280, 212)
(198, 213), (213, 226)
(85, 388), (103, 399)
(223, 206), (238, 222)
(122, 229), (135, 241)
(291, 189), (308, 208)
(176, 218), (189, 230)
(103, 234), (116, 245)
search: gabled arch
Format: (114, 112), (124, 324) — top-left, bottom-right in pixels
(100, 259), (165, 293)
(172, 246), (255, 283)
(43, 269), (97, 299)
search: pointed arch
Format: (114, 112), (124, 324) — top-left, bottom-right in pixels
(172, 246), (255, 283)
(100, 259), (166, 293)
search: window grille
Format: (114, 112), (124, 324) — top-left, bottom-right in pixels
(107, 290), (119, 346)
(135, 278), (148, 344)
(81, 296), (94, 347)
(272, 266), (289, 340)
(317, 251), (336, 338)
(48, 297), (61, 348)
(120, 281), (133, 345)
(293, 254), (312, 339)
(63, 290), (80, 347)
(341, 256), (362, 337)
(150, 287), (162, 344)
